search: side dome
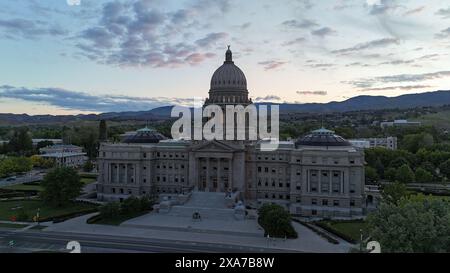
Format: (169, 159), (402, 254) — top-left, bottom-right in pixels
(295, 128), (351, 147)
(122, 127), (167, 144)
(210, 46), (247, 92)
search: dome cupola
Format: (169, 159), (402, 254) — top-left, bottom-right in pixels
(206, 46), (251, 106)
(122, 127), (167, 144)
(295, 128), (351, 147)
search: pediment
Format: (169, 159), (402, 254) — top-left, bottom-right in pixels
(191, 140), (239, 152)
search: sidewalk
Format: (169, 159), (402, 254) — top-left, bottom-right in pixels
(43, 213), (352, 253)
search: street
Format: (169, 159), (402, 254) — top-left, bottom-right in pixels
(0, 171), (44, 187)
(0, 229), (296, 253)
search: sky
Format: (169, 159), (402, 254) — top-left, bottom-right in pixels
(0, 0), (450, 115)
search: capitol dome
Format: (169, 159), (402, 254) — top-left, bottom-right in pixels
(210, 47), (247, 91)
(205, 46), (251, 106)
(122, 127), (167, 144)
(295, 128), (351, 147)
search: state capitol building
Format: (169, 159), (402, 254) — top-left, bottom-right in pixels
(96, 48), (366, 218)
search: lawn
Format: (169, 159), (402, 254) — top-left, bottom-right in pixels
(88, 211), (149, 226)
(0, 183), (43, 192)
(0, 200), (97, 222)
(317, 220), (368, 243)
(80, 177), (96, 185)
(0, 222), (28, 229)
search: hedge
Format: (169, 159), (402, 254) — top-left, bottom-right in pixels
(39, 208), (99, 223)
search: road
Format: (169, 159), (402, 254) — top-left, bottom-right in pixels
(0, 171), (44, 187)
(0, 229), (296, 253)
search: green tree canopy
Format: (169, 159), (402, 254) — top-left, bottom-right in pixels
(367, 195), (450, 253)
(365, 166), (379, 184)
(41, 167), (83, 207)
(381, 182), (409, 205)
(439, 159), (450, 180)
(8, 128), (32, 155)
(415, 167), (433, 183)
(396, 164), (415, 184)
(258, 203), (297, 238)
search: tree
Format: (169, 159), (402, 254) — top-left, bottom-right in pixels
(121, 196), (142, 215)
(8, 128), (32, 155)
(415, 167), (433, 183)
(365, 166), (379, 184)
(99, 120), (108, 142)
(41, 167), (83, 207)
(83, 160), (94, 172)
(396, 164), (415, 184)
(439, 159), (450, 180)
(389, 157), (409, 169)
(258, 203), (297, 238)
(381, 182), (409, 205)
(367, 195), (450, 252)
(0, 157), (33, 177)
(30, 155), (54, 169)
(99, 202), (120, 219)
(36, 140), (54, 150)
(384, 168), (397, 181)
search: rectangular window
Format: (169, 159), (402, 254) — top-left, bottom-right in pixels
(311, 199), (317, 205)
(333, 200), (340, 206)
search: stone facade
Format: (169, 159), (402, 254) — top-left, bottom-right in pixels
(96, 48), (366, 218)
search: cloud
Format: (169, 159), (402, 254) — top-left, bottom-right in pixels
(75, 0), (229, 68)
(367, 0), (400, 15)
(296, 91), (327, 96)
(435, 27), (450, 39)
(239, 22), (251, 29)
(436, 7), (450, 19)
(344, 71), (450, 88)
(331, 38), (399, 54)
(360, 85), (432, 92)
(281, 37), (306, 46)
(306, 63), (335, 69)
(403, 6), (426, 16)
(195, 32), (228, 47)
(333, 1), (356, 10)
(281, 19), (318, 29)
(258, 60), (287, 70)
(254, 95), (282, 102)
(0, 85), (194, 113)
(311, 27), (336, 37)
(0, 18), (67, 39)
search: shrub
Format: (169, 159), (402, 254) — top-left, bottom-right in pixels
(139, 196), (152, 211)
(258, 203), (297, 238)
(121, 196), (142, 215)
(99, 202), (120, 219)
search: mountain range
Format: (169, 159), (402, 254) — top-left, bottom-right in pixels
(1, 90), (449, 125)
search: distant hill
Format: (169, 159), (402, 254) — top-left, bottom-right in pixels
(1, 90), (449, 125)
(272, 90), (450, 113)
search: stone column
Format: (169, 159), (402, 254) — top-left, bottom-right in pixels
(318, 169), (322, 193)
(341, 170), (345, 194)
(124, 164), (128, 184)
(206, 158), (210, 192)
(329, 171), (332, 194)
(217, 158), (222, 192)
(116, 164), (120, 183)
(228, 159), (233, 191)
(134, 163), (138, 184)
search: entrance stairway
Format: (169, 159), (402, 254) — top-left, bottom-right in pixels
(166, 191), (236, 220)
